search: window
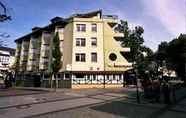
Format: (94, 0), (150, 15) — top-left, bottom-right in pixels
(76, 24), (86, 32)
(91, 24), (97, 32)
(91, 37), (97, 47)
(93, 75), (96, 80)
(75, 74), (85, 78)
(91, 53), (97, 62)
(76, 53), (86, 62)
(109, 53), (117, 61)
(76, 38), (86, 46)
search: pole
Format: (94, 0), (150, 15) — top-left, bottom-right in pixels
(135, 48), (140, 104)
(136, 77), (140, 103)
(103, 74), (105, 88)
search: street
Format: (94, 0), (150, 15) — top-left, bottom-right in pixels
(0, 88), (186, 118)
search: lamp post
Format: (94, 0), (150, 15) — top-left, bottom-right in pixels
(133, 62), (140, 104)
(133, 48), (141, 104)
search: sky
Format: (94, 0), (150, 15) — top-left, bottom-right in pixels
(0, 0), (186, 51)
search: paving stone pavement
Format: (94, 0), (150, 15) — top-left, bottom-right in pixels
(0, 97), (104, 118)
(0, 92), (79, 109)
(0, 88), (114, 109)
(31, 99), (160, 118)
(30, 98), (186, 118)
(0, 88), (186, 118)
(0, 88), (130, 118)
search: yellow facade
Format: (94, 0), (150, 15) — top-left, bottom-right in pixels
(60, 16), (132, 72)
(102, 20), (132, 71)
(71, 18), (104, 71)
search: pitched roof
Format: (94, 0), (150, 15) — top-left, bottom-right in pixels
(14, 10), (102, 43)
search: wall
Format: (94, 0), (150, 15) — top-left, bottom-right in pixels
(62, 22), (73, 71)
(71, 18), (104, 71)
(103, 19), (132, 71)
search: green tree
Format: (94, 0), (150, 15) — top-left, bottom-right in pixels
(166, 34), (186, 81)
(51, 32), (61, 88)
(155, 41), (169, 66)
(119, 20), (144, 62)
(118, 20), (155, 80)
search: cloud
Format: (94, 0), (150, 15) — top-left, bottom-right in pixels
(142, 0), (186, 37)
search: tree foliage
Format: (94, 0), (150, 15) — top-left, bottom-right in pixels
(155, 41), (169, 65)
(155, 34), (186, 81)
(167, 34), (186, 80)
(118, 20), (154, 79)
(119, 20), (145, 62)
(51, 32), (61, 74)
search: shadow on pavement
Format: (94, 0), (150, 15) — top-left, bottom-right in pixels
(91, 100), (158, 118)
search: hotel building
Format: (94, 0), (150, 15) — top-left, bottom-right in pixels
(14, 10), (132, 88)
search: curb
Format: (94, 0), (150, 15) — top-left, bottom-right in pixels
(13, 87), (54, 92)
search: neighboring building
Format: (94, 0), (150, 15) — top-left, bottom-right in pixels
(0, 46), (15, 75)
(14, 10), (132, 88)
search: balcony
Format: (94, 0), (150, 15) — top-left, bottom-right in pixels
(41, 45), (50, 51)
(40, 58), (49, 64)
(21, 52), (28, 56)
(30, 48), (39, 54)
(22, 44), (29, 48)
(41, 51), (50, 58)
(39, 64), (48, 70)
(113, 31), (124, 37)
(27, 60), (37, 65)
(20, 56), (28, 61)
(16, 47), (22, 51)
(42, 40), (50, 45)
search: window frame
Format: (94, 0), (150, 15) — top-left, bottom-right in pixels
(76, 24), (86, 32)
(75, 53), (86, 62)
(76, 38), (86, 47)
(91, 23), (97, 32)
(91, 37), (97, 47)
(91, 52), (97, 62)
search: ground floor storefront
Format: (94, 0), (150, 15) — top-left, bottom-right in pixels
(15, 71), (136, 89)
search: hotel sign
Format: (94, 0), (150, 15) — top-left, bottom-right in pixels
(107, 63), (132, 68)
